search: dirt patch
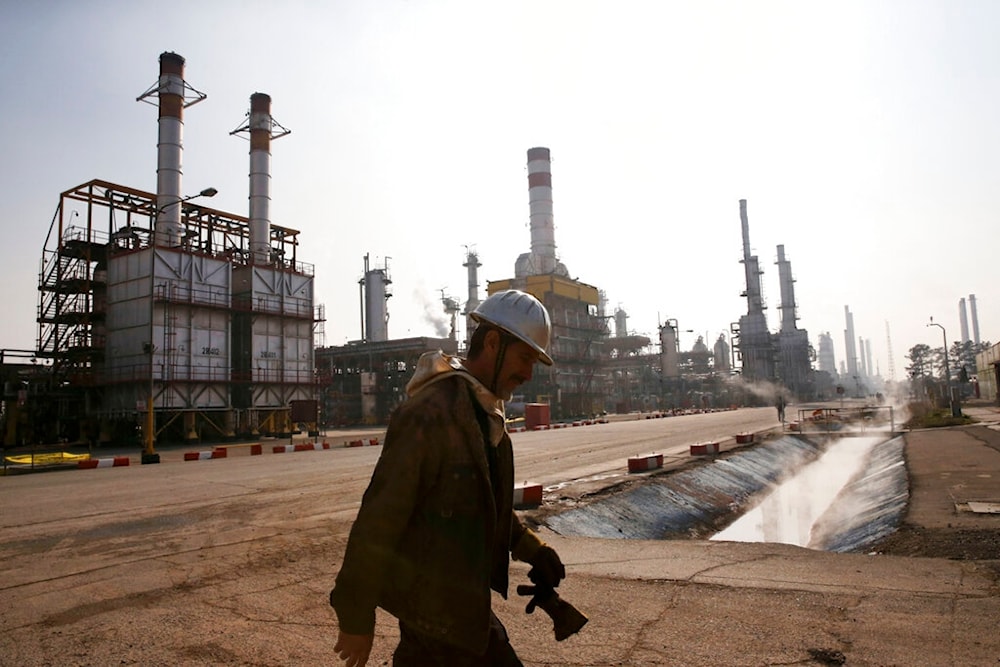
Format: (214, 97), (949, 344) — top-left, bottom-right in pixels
(871, 524), (1000, 561)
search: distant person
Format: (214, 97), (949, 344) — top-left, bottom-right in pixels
(329, 289), (567, 666)
(776, 395), (786, 422)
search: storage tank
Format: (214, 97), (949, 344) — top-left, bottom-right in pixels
(660, 322), (679, 379)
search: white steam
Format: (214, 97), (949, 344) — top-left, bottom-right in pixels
(413, 286), (450, 338)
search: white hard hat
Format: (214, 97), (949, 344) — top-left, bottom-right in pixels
(470, 290), (553, 366)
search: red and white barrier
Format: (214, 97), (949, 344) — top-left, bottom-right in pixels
(735, 433), (754, 444)
(345, 438), (381, 448)
(627, 453), (663, 473)
(78, 456), (130, 469)
(273, 442), (332, 454)
(689, 442), (720, 456)
(184, 448), (228, 461)
(513, 483), (543, 508)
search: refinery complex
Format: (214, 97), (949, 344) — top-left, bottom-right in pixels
(2, 51), (986, 451)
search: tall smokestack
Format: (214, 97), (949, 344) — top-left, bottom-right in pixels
(739, 200), (765, 316)
(970, 294), (981, 345)
(859, 338), (868, 377)
(526, 147), (557, 274)
(865, 337), (874, 379)
(231, 92), (290, 264)
(137, 52), (206, 247)
(740, 199), (752, 263)
(844, 306), (858, 378)
(775, 244), (797, 333)
(959, 297), (970, 343)
(249, 93), (273, 264)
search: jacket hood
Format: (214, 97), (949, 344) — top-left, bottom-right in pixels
(406, 350), (506, 445)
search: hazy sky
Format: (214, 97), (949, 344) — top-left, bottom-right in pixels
(2, 1), (997, 380)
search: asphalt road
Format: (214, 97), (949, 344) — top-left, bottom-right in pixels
(2, 406), (996, 666)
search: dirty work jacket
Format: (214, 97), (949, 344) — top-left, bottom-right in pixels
(329, 373), (532, 654)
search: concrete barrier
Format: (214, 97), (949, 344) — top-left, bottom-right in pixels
(345, 438), (380, 448)
(77, 456), (130, 469)
(273, 442), (331, 453)
(735, 433), (754, 444)
(628, 453), (664, 472)
(513, 483), (543, 508)
(184, 448), (227, 461)
(690, 442), (720, 456)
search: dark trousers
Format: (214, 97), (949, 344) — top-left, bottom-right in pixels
(393, 612), (523, 667)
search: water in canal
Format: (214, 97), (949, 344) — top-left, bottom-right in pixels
(711, 436), (883, 548)
(544, 433), (907, 553)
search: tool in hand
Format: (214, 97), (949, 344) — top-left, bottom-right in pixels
(516, 581), (588, 641)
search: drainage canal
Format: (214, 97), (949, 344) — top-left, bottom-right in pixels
(543, 434), (908, 553)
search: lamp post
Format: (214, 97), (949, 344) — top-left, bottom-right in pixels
(142, 186), (217, 464)
(927, 317), (960, 417)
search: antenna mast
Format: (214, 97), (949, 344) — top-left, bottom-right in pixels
(885, 321), (896, 382)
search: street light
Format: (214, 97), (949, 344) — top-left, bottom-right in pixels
(143, 186), (217, 464)
(157, 186), (218, 214)
(927, 317), (960, 417)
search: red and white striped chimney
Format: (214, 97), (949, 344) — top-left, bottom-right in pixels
(154, 52), (185, 247)
(249, 93), (273, 264)
(137, 52), (206, 247)
(526, 147), (558, 274)
(232, 92), (289, 264)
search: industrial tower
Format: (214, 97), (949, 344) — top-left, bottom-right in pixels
(36, 53), (320, 452)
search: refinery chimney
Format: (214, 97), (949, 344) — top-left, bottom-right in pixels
(231, 92), (290, 264)
(735, 199), (774, 382)
(959, 297), (970, 343)
(844, 306), (859, 378)
(740, 200), (765, 317)
(137, 52), (207, 247)
(775, 244), (798, 333)
(515, 147), (568, 278)
(527, 147), (557, 273)
(970, 294), (981, 345)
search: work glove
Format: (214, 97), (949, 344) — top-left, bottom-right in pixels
(512, 529), (565, 588)
(528, 546), (565, 589)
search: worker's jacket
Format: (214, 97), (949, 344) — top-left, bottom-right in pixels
(329, 352), (535, 654)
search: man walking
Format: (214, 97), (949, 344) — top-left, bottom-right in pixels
(330, 289), (566, 666)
